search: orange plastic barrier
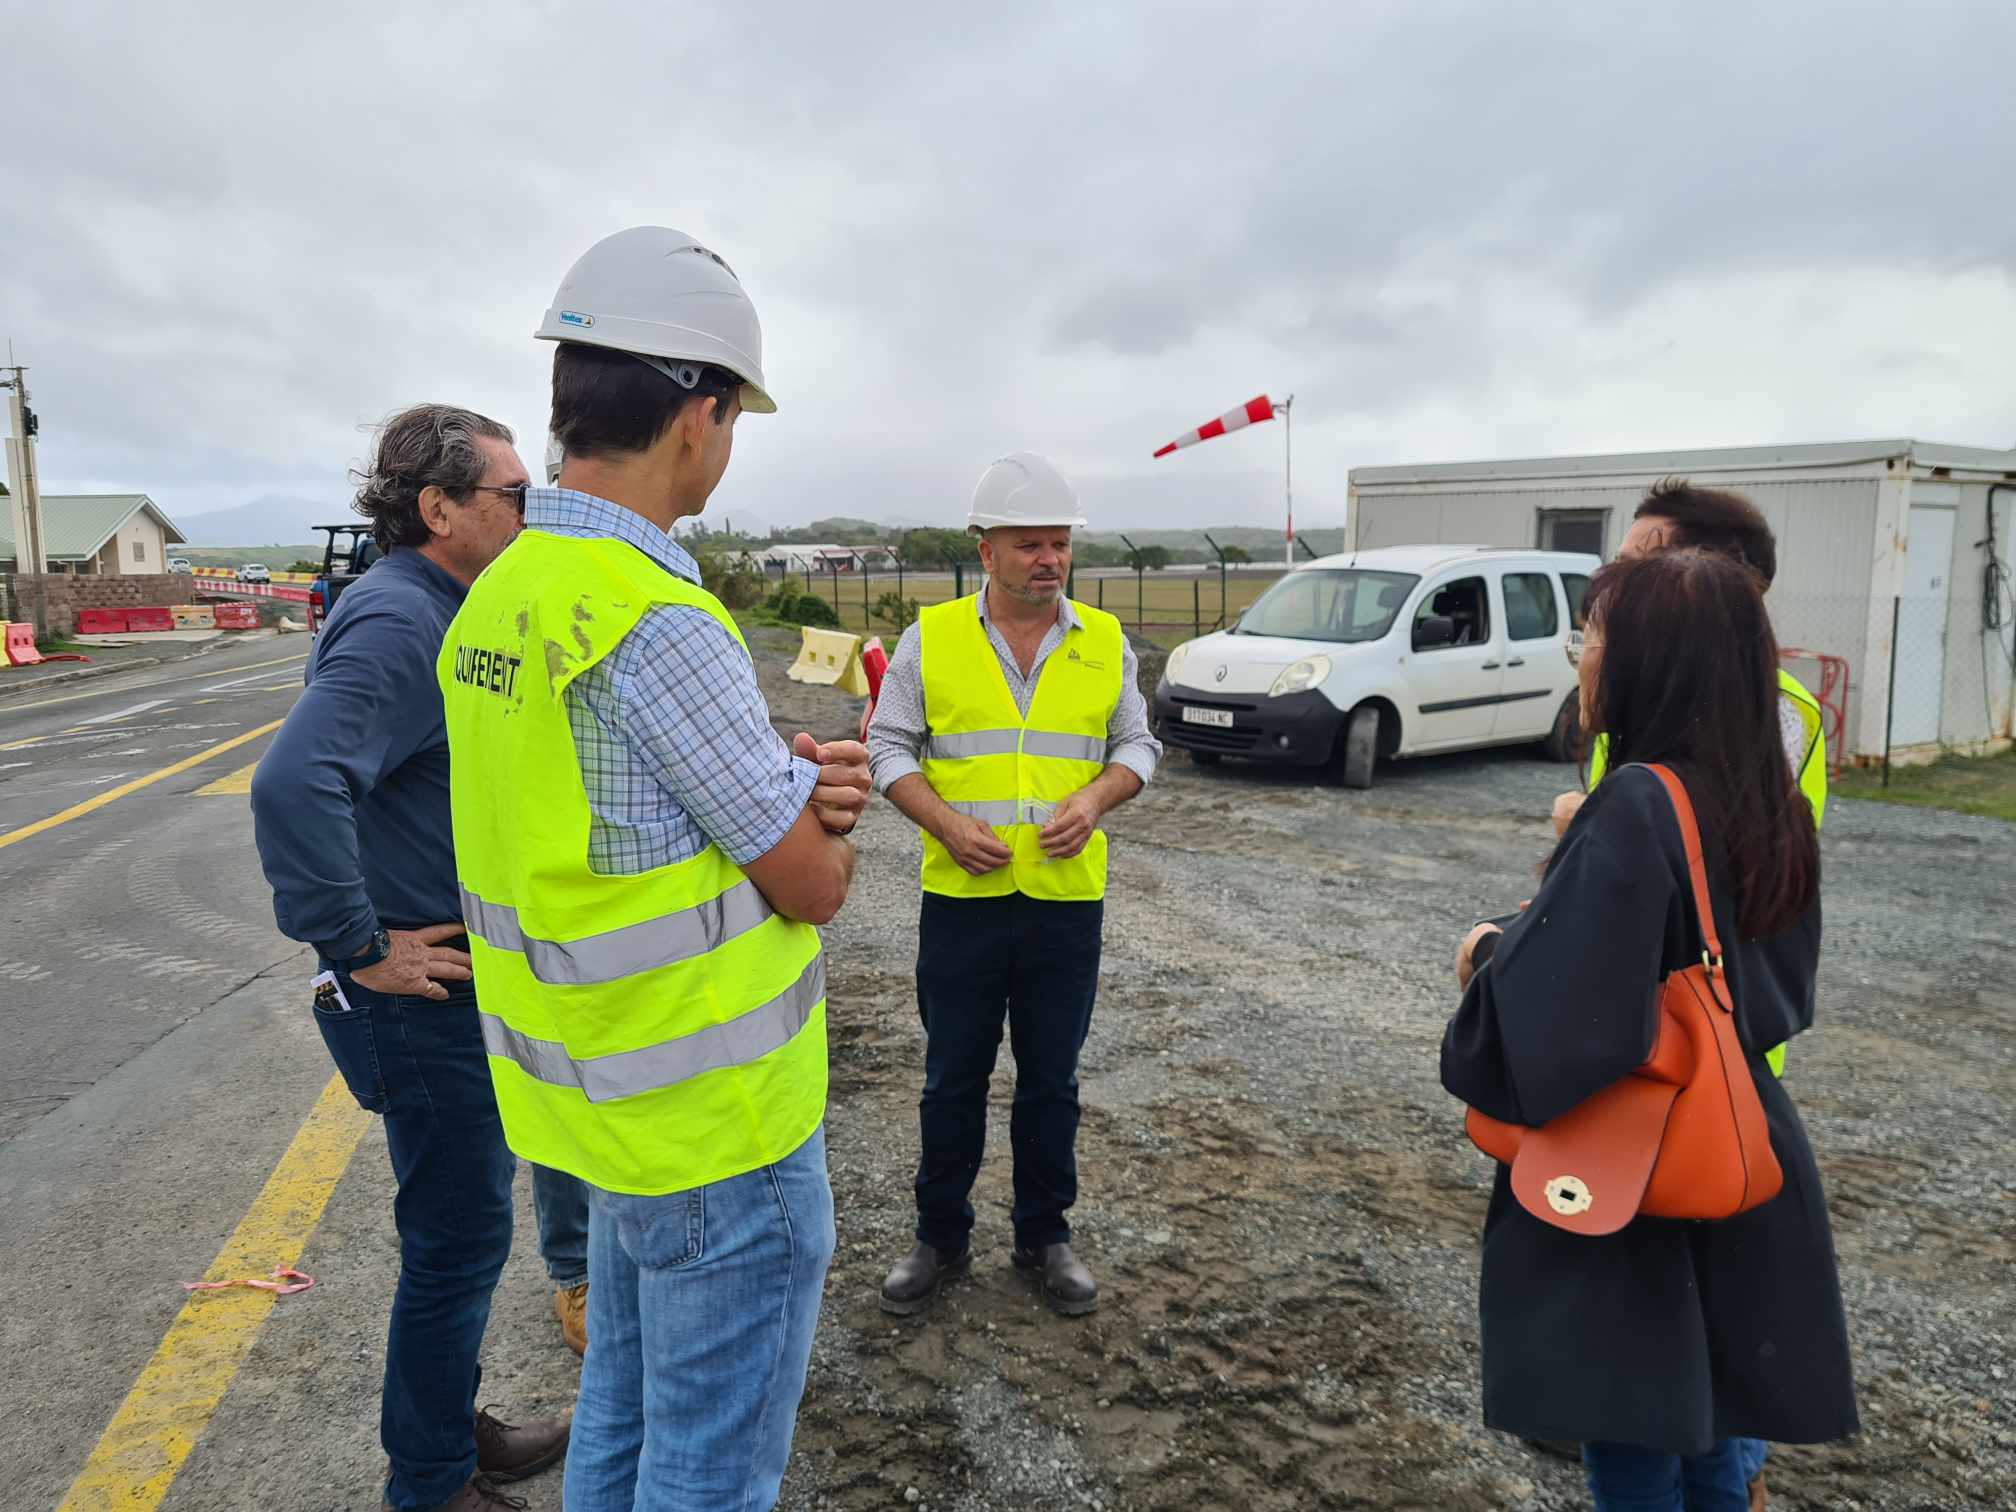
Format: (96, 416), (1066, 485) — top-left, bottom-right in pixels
(213, 602), (261, 630)
(77, 608), (131, 634)
(4, 622), (43, 666)
(125, 607), (175, 633)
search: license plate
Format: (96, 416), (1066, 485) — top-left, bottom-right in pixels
(1181, 706), (1235, 728)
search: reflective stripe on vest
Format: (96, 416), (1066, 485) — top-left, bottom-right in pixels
(915, 594), (1124, 901)
(459, 879), (773, 987)
(480, 953), (825, 1104)
(438, 528), (826, 1196)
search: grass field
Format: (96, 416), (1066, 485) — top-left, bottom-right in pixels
(1836, 746), (2016, 822)
(792, 566), (1291, 648)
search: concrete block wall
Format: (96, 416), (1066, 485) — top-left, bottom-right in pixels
(0, 572), (190, 634)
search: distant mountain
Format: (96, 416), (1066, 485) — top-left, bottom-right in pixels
(176, 495), (349, 545)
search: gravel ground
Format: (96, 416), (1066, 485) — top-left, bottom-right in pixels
(756, 627), (2014, 1511)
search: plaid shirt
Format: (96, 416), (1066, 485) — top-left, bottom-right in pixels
(523, 488), (817, 873)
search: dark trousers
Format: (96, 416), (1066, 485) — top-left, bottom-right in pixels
(315, 971), (516, 1512)
(913, 891), (1103, 1252)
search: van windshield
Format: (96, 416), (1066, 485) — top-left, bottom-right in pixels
(1234, 569), (1419, 643)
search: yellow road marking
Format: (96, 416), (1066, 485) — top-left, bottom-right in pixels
(0, 720), (283, 851)
(0, 653), (307, 714)
(0, 733), (48, 751)
(56, 1075), (370, 1511)
(192, 760), (259, 796)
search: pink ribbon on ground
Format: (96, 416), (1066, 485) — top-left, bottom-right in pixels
(181, 1267), (316, 1296)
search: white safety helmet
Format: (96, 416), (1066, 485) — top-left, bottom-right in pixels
(543, 435), (562, 485)
(535, 226), (776, 414)
(967, 452), (1087, 530)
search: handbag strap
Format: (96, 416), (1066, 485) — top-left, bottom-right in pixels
(1635, 763), (1725, 968)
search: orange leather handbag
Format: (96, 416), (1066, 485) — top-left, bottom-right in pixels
(1465, 764), (1784, 1236)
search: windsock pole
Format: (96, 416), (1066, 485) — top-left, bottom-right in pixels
(1280, 394), (1294, 571)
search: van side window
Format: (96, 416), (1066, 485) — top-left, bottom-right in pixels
(1503, 573), (1560, 641)
(1414, 575), (1490, 649)
(1561, 572), (1591, 630)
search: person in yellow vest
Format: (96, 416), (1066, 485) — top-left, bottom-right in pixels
(868, 454), (1162, 1318)
(438, 228), (870, 1512)
(1552, 484), (1828, 1060)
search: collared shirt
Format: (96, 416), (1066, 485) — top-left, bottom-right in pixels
(523, 487), (817, 873)
(251, 547), (469, 957)
(867, 586), (1163, 794)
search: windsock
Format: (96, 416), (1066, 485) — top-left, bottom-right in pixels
(1153, 395), (1277, 458)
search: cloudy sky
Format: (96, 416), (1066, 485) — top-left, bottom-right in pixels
(5, 1), (2013, 540)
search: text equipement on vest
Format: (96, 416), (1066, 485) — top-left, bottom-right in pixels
(453, 645), (524, 699)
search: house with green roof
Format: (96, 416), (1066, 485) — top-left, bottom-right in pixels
(1, 494), (185, 575)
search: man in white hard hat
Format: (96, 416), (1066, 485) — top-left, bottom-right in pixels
(437, 227), (870, 1512)
(867, 454), (1161, 1318)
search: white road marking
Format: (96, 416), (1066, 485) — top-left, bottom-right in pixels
(0, 761), (31, 771)
(74, 699), (172, 726)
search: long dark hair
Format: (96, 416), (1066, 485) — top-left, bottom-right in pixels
(1580, 548), (1818, 938)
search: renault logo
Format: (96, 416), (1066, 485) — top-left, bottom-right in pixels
(1214, 665), (1228, 682)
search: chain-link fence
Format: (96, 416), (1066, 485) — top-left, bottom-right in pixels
(799, 562), (1294, 648)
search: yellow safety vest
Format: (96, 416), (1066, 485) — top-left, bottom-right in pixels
(916, 594), (1124, 902)
(1586, 668), (1825, 1078)
(437, 529), (826, 1196)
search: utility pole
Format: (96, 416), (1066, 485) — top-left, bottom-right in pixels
(3, 361), (50, 638)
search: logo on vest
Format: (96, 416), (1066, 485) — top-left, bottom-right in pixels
(452, 644), (524, 699)
(1065, 646), (1108, 672)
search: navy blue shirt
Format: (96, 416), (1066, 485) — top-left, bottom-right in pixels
(250, 548), (466, 958)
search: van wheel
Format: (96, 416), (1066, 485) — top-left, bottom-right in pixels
(1189, 751), (1222, 767)
(1340, 705), (1379, 789)
(1543, 692), (1581, 764)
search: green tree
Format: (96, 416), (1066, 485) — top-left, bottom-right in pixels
(896, 528), (978, 567)
(1220, 544), (1252, 564)
(1133, 544), (1173, 571)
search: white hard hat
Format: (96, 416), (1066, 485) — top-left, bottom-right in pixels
(543, 436), (562, 485)
(968, 452), (1087, 530)
(536, 226), (776, 414)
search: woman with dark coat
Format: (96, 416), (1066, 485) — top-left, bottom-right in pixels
(1441, 548), (1857, 1510)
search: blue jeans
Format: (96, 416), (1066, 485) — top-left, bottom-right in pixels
(1583, 1438), (1767, 1511)
(533, 1163), (591, 1287)
(563, 1127), (835, 1512)
(314, 971), (516, 1512)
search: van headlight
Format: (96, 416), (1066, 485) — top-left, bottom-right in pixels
(1165, 642), (1192, 686)
(1269, 655), (1330, 698)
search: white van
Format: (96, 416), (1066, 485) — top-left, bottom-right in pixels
(1154, 546), (1599, 787)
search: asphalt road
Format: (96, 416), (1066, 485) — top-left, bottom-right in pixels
(0, 639), (581, 1511)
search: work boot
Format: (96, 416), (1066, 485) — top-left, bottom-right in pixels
(554, 1281), (589, 1356)
(381, 1473), (529, 1511)
(1012, 1243), (1098, 1316)
(474, 1405), (570, 1482)
(879, 1241), (971, 1315)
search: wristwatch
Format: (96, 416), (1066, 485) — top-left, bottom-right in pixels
(329, 927), (393, 974)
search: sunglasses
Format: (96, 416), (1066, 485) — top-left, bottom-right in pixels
(464, 484), (529, 514)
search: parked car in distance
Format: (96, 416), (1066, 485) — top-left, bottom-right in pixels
(167, 557), (193, 574)
(1154, 545), (1599, 787)
(236, 563), (272, 583)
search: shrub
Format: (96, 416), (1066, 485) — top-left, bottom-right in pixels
(872, 591), (921, 631)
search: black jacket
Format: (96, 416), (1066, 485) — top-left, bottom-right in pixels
(1441, 764), (1858, 1455)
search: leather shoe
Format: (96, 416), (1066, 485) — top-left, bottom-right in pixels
(879, 1241), (971, 1315)
(554, 1282), (589, 1356)
(1012, 1242), (1098, 1316)
(382, 1473), (529, 1510)
(474, 1405), (569, 1482)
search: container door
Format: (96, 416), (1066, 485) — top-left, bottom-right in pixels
(1891, 507), (1955, 747)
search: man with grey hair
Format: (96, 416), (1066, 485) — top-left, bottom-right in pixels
(252, 404), (571, 1512)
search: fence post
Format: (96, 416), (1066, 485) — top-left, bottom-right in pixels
(863, 557), (871, 630)
(1136, 566), (1145, 631)
(1097, 576), (1104, 611)
(953, 561), (964, 598)
(1193, 578), (1200, 638)
(1882, 594), (1900, 787)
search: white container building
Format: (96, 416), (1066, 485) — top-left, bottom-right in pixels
(1347, 441), (2016, 763)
